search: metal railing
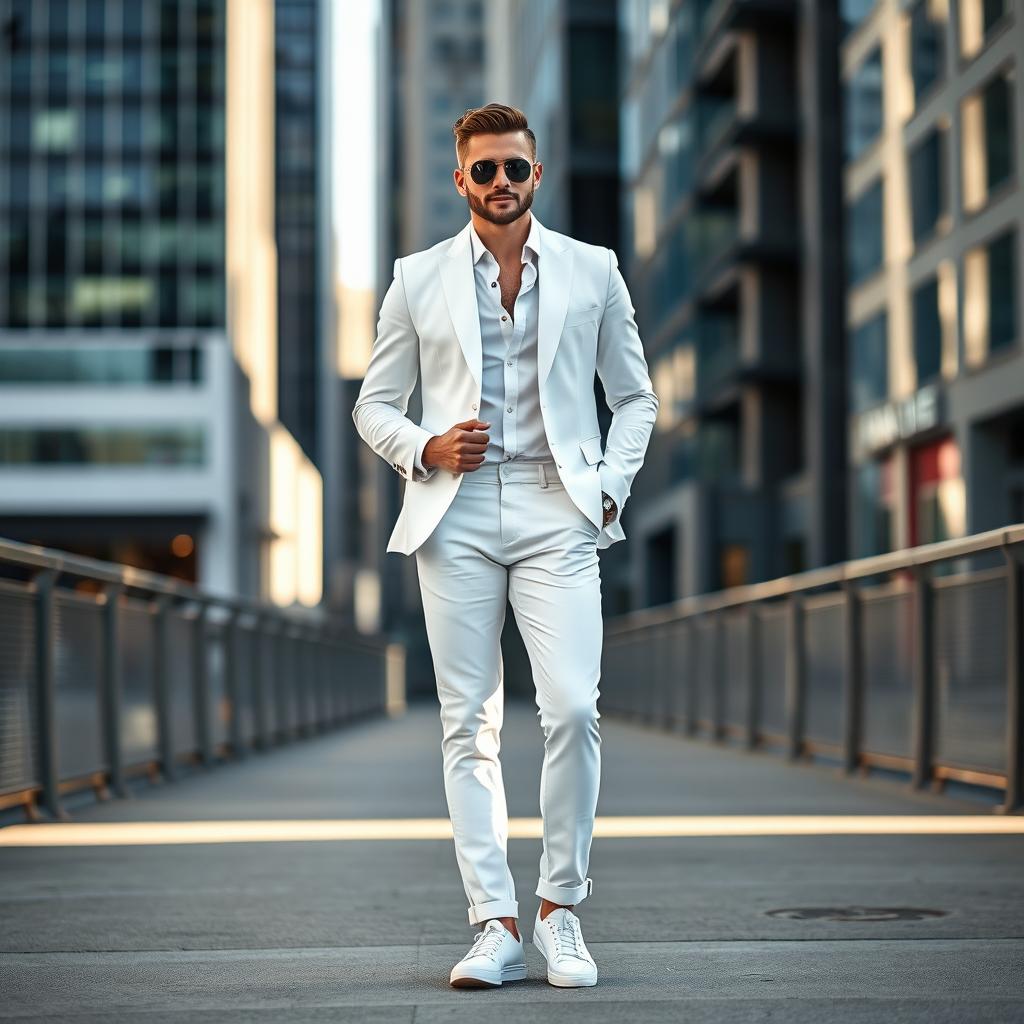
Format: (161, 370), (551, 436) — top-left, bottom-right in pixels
(601, 524), (1024, 813)
(0, 537), (391, 823)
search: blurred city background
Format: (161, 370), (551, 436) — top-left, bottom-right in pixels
(2, 6), (1024, 1016)
(0, 0), (1021, 699)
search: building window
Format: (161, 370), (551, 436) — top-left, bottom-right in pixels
(853, 455), (895, 557)
(912, 276), (942, 384)
(645, 526), (677, 607)
(850, 310), (888, 413)
(908, 0), (946, 107)
(909, 436), (963, 546)
(964, 228), (1017, 367)
(0, 426), (206, 466)
(840, 0), (877, 36)
(960, 0), (1009, 59)
(961, 67), (1014, 213)
(719, 543), (749, 589)
(846, 178), (884, 286)
(0, 345), (203, 384)
(845, 46), (883, 162)
(652, 341), (695, 432)
(909, 125), (947, 244)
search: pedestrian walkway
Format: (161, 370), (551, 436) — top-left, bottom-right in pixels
(2, 700), (1022, 1021)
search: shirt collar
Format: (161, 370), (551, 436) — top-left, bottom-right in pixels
(469, 213), (540, 267)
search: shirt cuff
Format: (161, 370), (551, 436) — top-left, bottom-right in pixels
(412, 430), (436, 481)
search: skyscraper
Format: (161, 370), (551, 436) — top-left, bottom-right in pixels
(0, 0), (324, 605)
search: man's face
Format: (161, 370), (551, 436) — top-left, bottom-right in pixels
(455, 132), (541, 226)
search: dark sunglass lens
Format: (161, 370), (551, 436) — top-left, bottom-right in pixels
(470, 160), (497, 184)
(506, 159), (532, 181)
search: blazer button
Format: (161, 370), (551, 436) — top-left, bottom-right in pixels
(471, 403), (477, 410)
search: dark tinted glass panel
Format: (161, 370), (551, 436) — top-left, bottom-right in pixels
(910, 0), (945, 103)
(910, 128), (945, 243)
(983, 72), (1012, 193)
(845, 47), (883, 161)
(569, 28), (618, 149)
(0, 427), (205, 465)
(851, 311), (888, 413)
(989, 230), (1016, 353)
(983, 0), (1008, 33)
(913, 277), (942, 382)
(846, 179), (884, 286)
(840, 0), (876, 35)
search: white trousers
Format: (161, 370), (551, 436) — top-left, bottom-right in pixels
(415, 457), (603, 926)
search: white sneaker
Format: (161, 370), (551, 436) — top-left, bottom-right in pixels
(449, 918), (527, 988)
(531, 906), (598, 987)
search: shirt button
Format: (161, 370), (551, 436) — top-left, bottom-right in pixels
(507, 360), (513, 366)
(507, 405), (513, 412)
(491, 281), (497, 287)
(501, 315), (508, 321)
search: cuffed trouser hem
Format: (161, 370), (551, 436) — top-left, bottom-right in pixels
(535, 876), (593, 906)
(467, 898), (520, 926)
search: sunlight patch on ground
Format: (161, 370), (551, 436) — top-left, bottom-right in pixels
(1, 815), (1022, 846)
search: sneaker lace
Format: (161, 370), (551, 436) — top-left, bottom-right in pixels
(550, 913), (588, 962)
(466, 925), (505, 962)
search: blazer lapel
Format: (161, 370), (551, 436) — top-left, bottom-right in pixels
(439, 215), (574, 391)
(535, 217), (573, 385)
(439, 221), (482, 388)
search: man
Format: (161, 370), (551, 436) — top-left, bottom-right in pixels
(351, 103), (657, 989)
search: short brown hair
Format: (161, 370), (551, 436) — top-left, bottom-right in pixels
(452, 103), (536, 168)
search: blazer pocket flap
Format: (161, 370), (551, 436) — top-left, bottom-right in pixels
(580, 435), (604, 465)
(563, 304), (601, 328)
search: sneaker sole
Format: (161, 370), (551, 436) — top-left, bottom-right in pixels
(532, 937), (598, 987)
(450, 963), (527, 988)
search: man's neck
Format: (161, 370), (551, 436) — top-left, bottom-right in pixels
(472, 210), (532, 265)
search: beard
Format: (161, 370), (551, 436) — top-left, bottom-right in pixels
(465, 182), (535, 225)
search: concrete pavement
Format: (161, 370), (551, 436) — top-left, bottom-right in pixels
(1, 699), (1022, 1021)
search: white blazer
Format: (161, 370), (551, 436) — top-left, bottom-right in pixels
(352, 214), (659, 555)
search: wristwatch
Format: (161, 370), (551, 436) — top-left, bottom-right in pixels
(602, 493), (616, 520)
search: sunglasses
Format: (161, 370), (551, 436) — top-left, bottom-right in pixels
(462, 158), (536, 185)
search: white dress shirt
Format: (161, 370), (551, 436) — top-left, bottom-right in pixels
(414, 212), (555, 474)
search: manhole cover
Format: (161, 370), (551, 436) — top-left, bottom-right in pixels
(766, 906), (947, 923)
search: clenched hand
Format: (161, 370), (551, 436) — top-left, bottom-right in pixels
(423, 419), (491, 474)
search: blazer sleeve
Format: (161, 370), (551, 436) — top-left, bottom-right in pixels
(351, 257), (440, 483)
(595, 247), (659, 518)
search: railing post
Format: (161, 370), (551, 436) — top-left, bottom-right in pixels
(319, 630), (332, 729)
(786, 593), (805, 761)
(101, 581), (128, 799)
(192, 599), (213, 767)
(842, 580), (863, 776)
(1002, 543), (1023, 813)
(314, 630), (328, 732)
(712, 613), (726, 741)
(153, 594), (176, 783)
(745, 604), (760, 751)
(303, 629), (315, 731)
(251, 613), (270, 751)
(223, 608), (244, 760)
(911, 565), (935, 791)
(337, 634), (350, 724)
(685, 619), (698, 736)
(33, 569), (66, 820)
(273, 619), (288, 743)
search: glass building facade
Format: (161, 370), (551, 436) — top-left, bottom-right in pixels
(0, 0), (327, 606)
(843, 0), (1022, 555)
(275, 0), (319, 463)
(0, 0), (226, 330)
(620, 0), (846, 601)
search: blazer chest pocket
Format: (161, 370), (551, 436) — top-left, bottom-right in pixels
(563, 303), (601, 329)
(580, 434), (603, 465)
